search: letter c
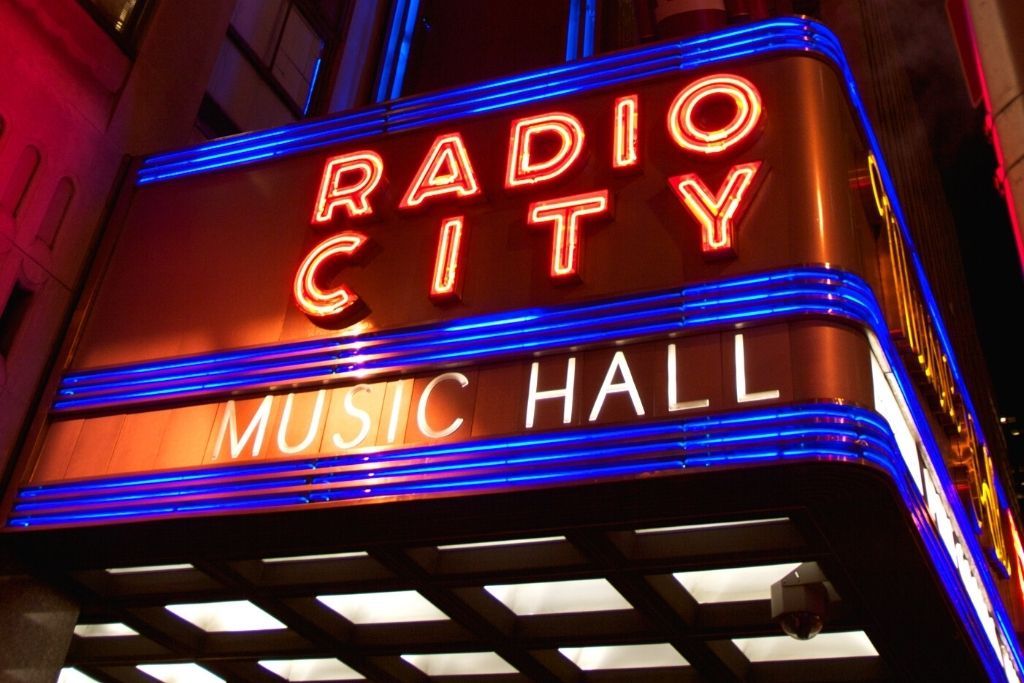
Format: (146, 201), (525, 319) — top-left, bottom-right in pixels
(416, 372), (469, 439)
(293, 231), (367, 322)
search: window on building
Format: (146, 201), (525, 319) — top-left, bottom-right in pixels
(1, 145), (40, 219)
(202, 0), (348, 136)
(78, 0), (152, 49)
(598, 0), (654, 54)
(396, 0), (571, 98)
(0, 282), (33, 359)
(36, 178), (75, 249)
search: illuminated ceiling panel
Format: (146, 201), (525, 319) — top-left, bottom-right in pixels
(165, 600), (286, 632)
(401, 652), (517, 676)
(485, 578), (632, 615)
(105, 564), (193, 574)
(673, 562), (802, 603)
(258, 658), (365, 681)
(317, 591), (449, 623)
(262, 552), (368, 563)
(73, 623), (137, 637)
(136, 663), (224, 683)
(559, 643), (689, 670)
(734, 631), (879, 662)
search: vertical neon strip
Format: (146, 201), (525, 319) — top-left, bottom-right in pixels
(374, 0), (407, 102)
(583, 0), (597, 58)
(303, 57), (323, 115)
(390, 0), (422, 100)
(566, 0), (582, 61)
(375, 0), (421, 102)
(431, 216), (465, 301)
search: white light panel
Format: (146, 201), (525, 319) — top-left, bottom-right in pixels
(636, 517), (789, 534)
(560, 643), (688, 670)
(165, 600), (285, 632)
(106, 564), (193, 574)
(136, 663), (224, 683)
(734, 631), (878, 662)
(57, 669), (100, 683)
(317, 591), (448, 623)
(262, 552), (368, 563)
(259, 658), (365, 681)
(73, 623), (138, 637)
(673, 562), (801, 603)
(401, 652), (516, 675)
(438, 536), (565, 550)
(485, 578), (631, 615)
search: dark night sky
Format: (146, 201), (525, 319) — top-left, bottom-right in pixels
(889, 0), (1024, 464)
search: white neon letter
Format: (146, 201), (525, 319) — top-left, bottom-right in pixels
(212, 395), (274, 459)
(734, 333), (780, 403)
(525, 357), (577, 429)
(667, 343), (710, 411)
(589, 351), (645, 422)
(416, 372), (470, 439)
(332, 385), (373, 450)
(276, 390), (327, 454)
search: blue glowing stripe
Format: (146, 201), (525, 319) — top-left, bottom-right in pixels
(51, 267), (870, 414)
(303, 57), (322, 116)
(136, 18), (838, 184)
(583, 0), (596, 58)
(12, 405), (891, 520)
(566, 0), (582, 61)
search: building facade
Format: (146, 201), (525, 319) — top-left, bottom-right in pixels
(1, 1), (1023, 682)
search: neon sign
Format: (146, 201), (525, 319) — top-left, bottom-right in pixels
(869, 152), (1012, 578)
(302, 72), (765, 325)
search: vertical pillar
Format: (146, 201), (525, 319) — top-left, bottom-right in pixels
(0, 556), (77, 683)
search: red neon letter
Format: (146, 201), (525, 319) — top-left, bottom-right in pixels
(294, 232), (367, 321)
(668, 74), (763, 155)
(527, 190), (609, 280)
(431, 216), (466, 301)
(669, 162), (762, 255)
(506, 113), (585, 188)
(312, 151), (384, 224)
(400, 133), (481, 209)
(613, 95), (639, 169)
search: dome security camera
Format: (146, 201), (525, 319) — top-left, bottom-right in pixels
(770, 562), (831, 640)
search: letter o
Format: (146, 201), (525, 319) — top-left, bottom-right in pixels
(668, 74), (763, 155)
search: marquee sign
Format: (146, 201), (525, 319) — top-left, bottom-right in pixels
(4, 18), (1024, 681)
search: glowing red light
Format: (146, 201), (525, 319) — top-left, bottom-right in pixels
(667, 74), (763, 155)
(400, 133), (482, 209)
(506, 113), (586, 189)
(669, 161), (762, 255)
(431, 216), (466, 301)
(312, 151), (384, 224)
(293, 231), (367, 320)
(613, 95), (639, 169)
(527, 190), (609, 279)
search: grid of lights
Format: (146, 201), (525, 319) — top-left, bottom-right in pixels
(63, 527), (897, 681)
